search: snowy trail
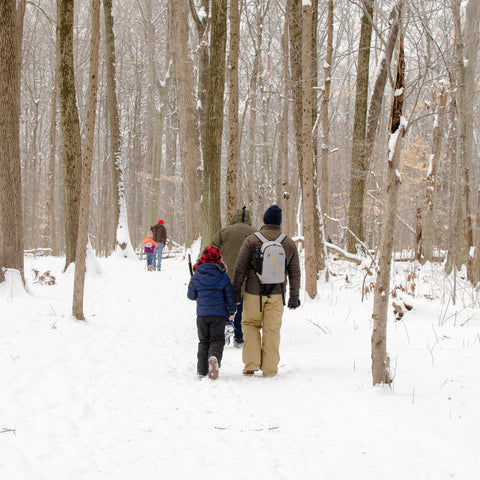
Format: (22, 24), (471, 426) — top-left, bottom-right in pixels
(1, 254), (479, 479)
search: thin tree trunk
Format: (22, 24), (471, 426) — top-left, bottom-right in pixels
(226, 0), (241, 220)
(201, 0), (227, 250)
(423, 84), (447, 263)
(371, 33), (405, 387)
(320, 0), (333, 218)
(346, 0), (374, 253)
(0, 0), (25, 283)
(58, 0), (82, 270)
(170, 0), (202, 247)
(302, 1), (317, 299)
(287, 0), (303, 188)
(103, 0), (132, 254)
(72, 0), (100, 320)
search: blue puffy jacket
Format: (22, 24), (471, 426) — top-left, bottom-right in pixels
(187, 263), (236, 317)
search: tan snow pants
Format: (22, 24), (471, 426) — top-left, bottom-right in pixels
(242, 292), (284, 376)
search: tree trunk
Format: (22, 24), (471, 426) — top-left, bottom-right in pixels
(463, 0), (480, 284)
(346, 0), (374, 253)
(226, 0), (240, 220)
(170, 0), (202, 247)
(72, 0), (100, 320)
(57, 0), (82, 270)
(364, 1), (402, 169)
(103, 0), (132, 254)
(201, 0), (227, 249)
(302, 2), (317, 299)
(320, 0), (333, 219)
(287, 0), (303, 188)
(0, 0), (25, 284)
(372, 33), (405, 387)
(423, 84), (447, 263)
(189, 0), (210, 154)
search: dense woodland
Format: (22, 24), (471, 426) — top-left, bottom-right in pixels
(1, 1), (480, 382)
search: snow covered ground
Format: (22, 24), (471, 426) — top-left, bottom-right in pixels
(1, 247), (479, 479)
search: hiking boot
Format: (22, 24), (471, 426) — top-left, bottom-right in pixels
(233, 339), (244, 348)
(208, 357), (219, 379)
(224, 324), (234, 346)
(242, 369), (257, 376)
(147, 265), (154, 271)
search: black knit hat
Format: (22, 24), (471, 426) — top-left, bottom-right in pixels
(263, 205), (282, 225)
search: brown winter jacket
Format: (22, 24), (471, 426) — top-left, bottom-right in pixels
(232, 225), (301, 298)
(211, 208), (257, 282)
(151, 222), (167, 244)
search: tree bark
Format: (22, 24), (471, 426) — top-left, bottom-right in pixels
(201, 0), (227, 249)
(0, 0), (25, 283)
(72, 0), (100, 320)
(226, 0), (240, 220)
(346, 0), (374, 253)
(320, 0), (333, 219)
(103, 0), (132, 254)
(302, 2), (317, 299)
(57, 0), (82, 270)
(371, 32), (405, 387)
(170, 0), (202, 247)
(423, 84), (447, 263)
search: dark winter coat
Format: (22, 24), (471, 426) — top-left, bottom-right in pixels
(151, 223), (167, 244)
(211, 208), (257, 281)
(187, 263), (236, 317)
(232, 225), (301, 297)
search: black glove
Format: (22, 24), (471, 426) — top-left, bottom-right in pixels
(234, 291), (242, 304)
(287, 296), (301, 309)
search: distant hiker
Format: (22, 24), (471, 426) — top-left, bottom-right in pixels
(151, 219), (167, 271)
(187, 245), (236, 380)
(142, 231), (158, 271)
(232, 204), (301, 377)
(211, 206), (257, 348)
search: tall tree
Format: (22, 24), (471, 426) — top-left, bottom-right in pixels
(302, 0), (317, 299)
(57, 0), (82, 270)
(169, 0), (202, 247)
(201, 0), (227, 249)
(72, 0), (100, 320)
(371, 32), (405, 386)
(346, 0), (374, 253)
(0, 0), (25, 284)
(226, 0), (241, 220)
(320, 0), (333, 219)
(103, 0), (132, 254)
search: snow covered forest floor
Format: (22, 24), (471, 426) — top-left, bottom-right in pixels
(1, 247), (479, 479)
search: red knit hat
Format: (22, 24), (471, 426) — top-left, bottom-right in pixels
(193, 245), (222, 271)
(158, 219), (164, 224)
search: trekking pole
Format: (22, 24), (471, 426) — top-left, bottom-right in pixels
(188, 253), (193, 276)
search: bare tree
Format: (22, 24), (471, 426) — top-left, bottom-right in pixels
(226, 0), (241, 220)
(201, 0), (227, 249)
(302, 0), (317, 299)
(169, 0), (202, 247)
(103, 0), (132, 254)
(371, 32), (405, 387)
(57, 0), (82, 270)
(346, 0), (374, 253)
(0, 0), (26, 284)
(73, 0), (100, 320)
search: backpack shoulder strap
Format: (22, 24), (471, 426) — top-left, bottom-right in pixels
(275, 233), (287, 243)
(254, 231), (268, 244)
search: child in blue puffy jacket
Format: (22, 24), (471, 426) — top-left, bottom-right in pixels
(187, 245), (236, 379)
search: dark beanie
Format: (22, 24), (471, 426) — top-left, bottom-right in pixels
(263, 205), (282, 225)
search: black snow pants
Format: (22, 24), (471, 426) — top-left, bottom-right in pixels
(196, 315), (225, 376)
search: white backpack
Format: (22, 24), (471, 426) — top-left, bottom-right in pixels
(254, 232), (287, 285)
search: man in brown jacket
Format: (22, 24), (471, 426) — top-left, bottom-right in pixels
(211, 207), (257, 347)
(150, 219), (167, 271)
(232, 205), (301, 377)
